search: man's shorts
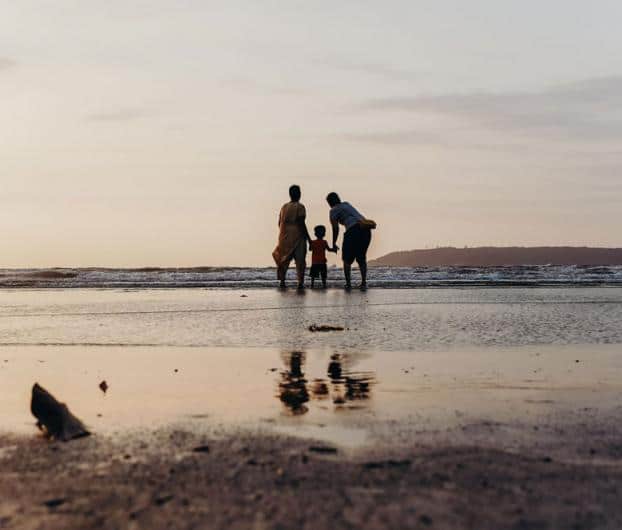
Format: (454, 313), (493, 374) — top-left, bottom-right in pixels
(342, 224), (372, 265)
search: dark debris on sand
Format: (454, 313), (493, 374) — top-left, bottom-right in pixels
(308, 324), (345, 332)
(30, 383), (90, 442)
(43, 498), (66, 509)
(308, 445), (338, 454)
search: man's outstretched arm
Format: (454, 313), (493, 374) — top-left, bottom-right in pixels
(331, 219), (340, 251)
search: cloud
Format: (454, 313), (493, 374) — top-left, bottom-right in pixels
(319, 57), (419, 82)
(317, 59), (420, 81)
(340, 128), (542, 154)
(342, 130), (445, 146)
(0, 57), (16, 70)
(85, 108), (152, 122)
(358, 76), (622, 140)
(220, 76), (308, 97)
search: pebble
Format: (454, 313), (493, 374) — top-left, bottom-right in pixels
(309, 445), (338, 454)
(43, 498), (66, 508)
(363, 459), (411, 469)
(154, 494), (174, 506)
(420, 514), (433, 525)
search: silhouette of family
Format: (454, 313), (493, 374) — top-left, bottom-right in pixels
(277, 351), (375, 415)
(272, 185), (376, 291)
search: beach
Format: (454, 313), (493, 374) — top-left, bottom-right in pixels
(5, 0), (622, 527)
(1, 287), (622, 529)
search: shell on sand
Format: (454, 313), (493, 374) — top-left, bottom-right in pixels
(30, 383), (90, 442)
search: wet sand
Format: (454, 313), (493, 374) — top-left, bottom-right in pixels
(2, 344), (622, 442)
(2, 343), (622, 529)
(1, 288), (622, 528)
(1, 287), (621, 350)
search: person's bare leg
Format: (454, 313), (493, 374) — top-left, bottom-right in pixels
(277, 265), (285, 287)
(357, 257), (367, 290)
(296, 261), (305, 290)
(278, 257), (292, 288)
(321, 270), (327, 289)
(343, 262), (352, 290)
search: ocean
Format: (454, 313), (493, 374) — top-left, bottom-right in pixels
(1, 265), (622, 289)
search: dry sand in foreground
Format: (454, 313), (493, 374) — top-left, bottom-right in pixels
(2, 412), (622, 530)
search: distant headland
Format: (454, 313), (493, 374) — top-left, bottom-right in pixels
(369, 247), (622, 267)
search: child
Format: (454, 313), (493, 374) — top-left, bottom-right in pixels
(309, 225), (336, 288)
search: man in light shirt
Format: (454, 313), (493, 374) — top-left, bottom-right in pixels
(326, 192), (372, 291)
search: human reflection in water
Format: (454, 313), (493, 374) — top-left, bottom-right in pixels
(277, 352), (376, 414)
(327, 353), (374, 405)
(278, 351), (309, 415)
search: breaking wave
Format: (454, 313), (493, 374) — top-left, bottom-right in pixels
(1, 265), (621, 289)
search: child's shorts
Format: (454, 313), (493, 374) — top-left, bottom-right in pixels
(310, 264), (327, 279)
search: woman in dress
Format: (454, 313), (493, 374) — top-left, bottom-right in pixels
(272, 185), (312, 290)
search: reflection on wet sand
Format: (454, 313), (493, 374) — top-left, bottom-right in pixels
(278, 352), (376, 415)
(278, 351), (309, 414)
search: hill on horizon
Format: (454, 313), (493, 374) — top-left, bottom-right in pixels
(369, 247), (622, 267)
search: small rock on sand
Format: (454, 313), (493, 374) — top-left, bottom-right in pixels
(309, 445), (338, 454)
(43, 498), (66, 509)
(363, 459), (411, 470)
(99, 380), (108, 394)
(154, 494), (174, 506)
(419, 514), (433, 525)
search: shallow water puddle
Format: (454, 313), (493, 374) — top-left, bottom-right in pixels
(2, 344), (622, 448)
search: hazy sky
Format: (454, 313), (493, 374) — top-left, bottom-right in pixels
(2, 1), (621, 267)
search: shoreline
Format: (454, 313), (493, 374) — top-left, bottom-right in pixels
(2, 283), (622, 290)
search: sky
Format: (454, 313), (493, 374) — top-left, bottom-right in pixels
(1, 1), (621, 267)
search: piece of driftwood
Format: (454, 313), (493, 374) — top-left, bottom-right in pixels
(31, 383), (90, 441)
(308, 324), (345, 332)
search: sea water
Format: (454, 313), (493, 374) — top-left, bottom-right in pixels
(1, 265), (622, 289)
